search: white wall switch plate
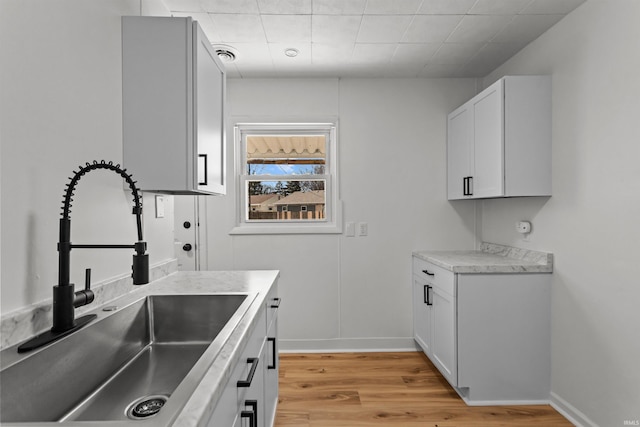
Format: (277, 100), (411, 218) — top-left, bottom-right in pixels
(155, 195), (165, 218)
(345, 222), (355, 237)
(358, 222), (368, 236)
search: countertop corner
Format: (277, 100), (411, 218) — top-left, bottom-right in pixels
(413, 242), (553, 274)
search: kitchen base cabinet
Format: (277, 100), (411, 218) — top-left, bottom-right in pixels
(456, 273), (551, 404)
(264, 285), (280, 427)
(207, 287), (280, 427)
(206, 309), (265, 427)
(412, 256), (551, 405)
(413, 258), (457, 387)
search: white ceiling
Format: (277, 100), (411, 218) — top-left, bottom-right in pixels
(164, 0), (586, 78)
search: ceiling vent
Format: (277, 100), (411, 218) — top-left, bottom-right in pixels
(212, 45), (237, 63)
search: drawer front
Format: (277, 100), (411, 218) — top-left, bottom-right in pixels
(413, 257), (456, 296)
(265, 282), (280, 333)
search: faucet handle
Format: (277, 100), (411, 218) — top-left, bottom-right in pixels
(85, 268), (91, 291)
(73, 268), (95, 308)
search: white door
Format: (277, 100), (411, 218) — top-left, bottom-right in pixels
(447, 105), (473, 200)
(413, 275), (432, 355)
(431, 287), (457, 387)
(472, 79), (504, 198)
(174, 195), (200, 271)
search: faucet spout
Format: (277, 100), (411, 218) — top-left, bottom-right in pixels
(17, 160), (149, 353)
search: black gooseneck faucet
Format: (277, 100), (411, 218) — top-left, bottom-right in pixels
(18, 160), (149, 353)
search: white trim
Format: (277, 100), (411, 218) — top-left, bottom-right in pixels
(550, 391), (596, 427)
(457, 394), (551, 407)
(278, 337), (419, 353)
(233, 122), (341, 235)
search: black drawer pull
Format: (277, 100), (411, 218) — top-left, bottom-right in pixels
(270, 297), (281, 308)
(241, 400), (257, 427)
(237, 357), (259, 387)
(267, 337), (277, 370)
(422, 269), (435, 276)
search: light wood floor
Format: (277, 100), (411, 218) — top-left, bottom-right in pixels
(274, 352), (572, 427)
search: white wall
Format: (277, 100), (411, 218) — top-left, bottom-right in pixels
(205, 78), (478, 350)
(0, 0), (175, 316)
(480, 1), (640, 425)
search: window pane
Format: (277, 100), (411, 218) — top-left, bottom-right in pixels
(246, 135), (326, 175)
(247, 180), (325, 221)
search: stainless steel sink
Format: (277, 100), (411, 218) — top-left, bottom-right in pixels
(0, 293), (254, 425)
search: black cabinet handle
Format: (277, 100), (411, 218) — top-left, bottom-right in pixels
(241, 400), (257, 427)
(422, 269), (434, 276)
(270, 297), (281, 309)
(182, 243), (192, 252)
(237, 357), (259, 387)
(267, 337), (277, 370)
(423, 285), (432, 306)
(463, 176), (474, 196)
(198, 154), (208, 186)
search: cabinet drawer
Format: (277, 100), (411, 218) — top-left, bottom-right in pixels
(413, 257), (455, 296)
(265, 284), (280, 333)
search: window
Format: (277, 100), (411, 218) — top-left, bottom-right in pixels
(232, 123), (341, 234)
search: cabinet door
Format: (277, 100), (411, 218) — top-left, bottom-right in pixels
(472, 79), (504, 198)
(264, 316), (278, 427)
(447, 104), (473, 200)
(244, 347), (266, 427)
(431, 287), (457, 387)
(412, 275), (432, 355)
(193, 22), (226, 195)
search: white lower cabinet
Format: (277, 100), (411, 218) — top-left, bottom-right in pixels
(411, 274), (431, 355)
(207, 286), (279, 427)
(412, 258), (457, 387)
(264, 288), (280, 427)
(412, 256), (551, 405)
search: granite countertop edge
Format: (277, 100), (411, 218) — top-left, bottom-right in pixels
(413, 242), (553, 274)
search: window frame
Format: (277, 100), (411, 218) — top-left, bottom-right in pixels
(230, 122), (341, 235)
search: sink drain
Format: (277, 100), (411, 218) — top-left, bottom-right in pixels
(126, 395), (169, 420)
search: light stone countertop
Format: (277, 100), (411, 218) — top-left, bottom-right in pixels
(413, 242), (553, 273)
(0, 270), (279, 427)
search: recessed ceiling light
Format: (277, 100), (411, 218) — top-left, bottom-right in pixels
(284, 48), (299, 58)
(211, 45), (238, 63)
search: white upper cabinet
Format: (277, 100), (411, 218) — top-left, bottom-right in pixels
(122, 17), (226, 195)
(447, 76), (551, 200)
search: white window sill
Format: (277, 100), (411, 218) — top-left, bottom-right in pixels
(229, 224), (342, 235)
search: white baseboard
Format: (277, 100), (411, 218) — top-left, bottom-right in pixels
(550, 391), (598, 427)
(462, 397), (551, 406)
(279, 337), (419, 353)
